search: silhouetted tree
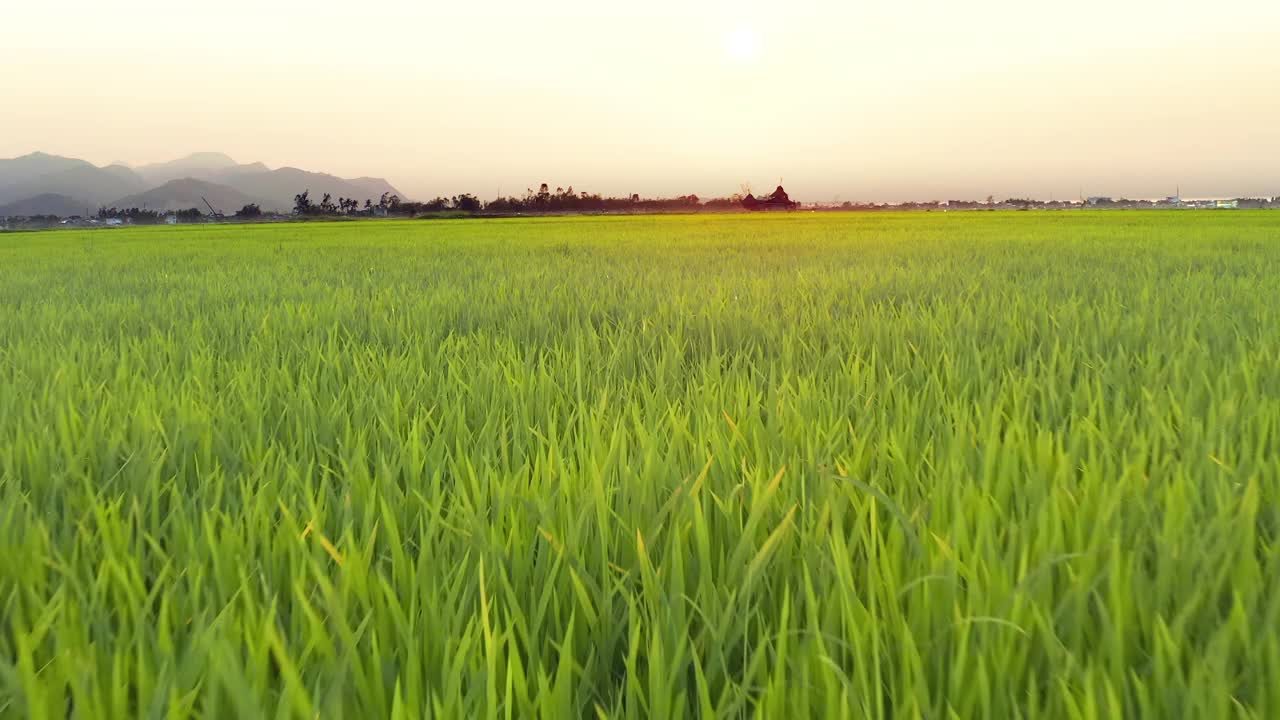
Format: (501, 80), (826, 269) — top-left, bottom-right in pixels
(451, 194), (482, 212)
(293, 191), (313, 215)
(478, 182), (717, 215)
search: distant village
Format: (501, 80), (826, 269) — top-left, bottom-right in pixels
(3, 184), (1278, 231)
(823, 194), (1275, 212)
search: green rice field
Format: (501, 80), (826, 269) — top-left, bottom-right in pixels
(2, 211), (1279, 718)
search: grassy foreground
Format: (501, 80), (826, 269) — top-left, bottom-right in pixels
(2, 212), (1279, 718)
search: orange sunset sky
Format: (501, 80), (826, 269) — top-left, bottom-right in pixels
(4, 0), (1278, 201)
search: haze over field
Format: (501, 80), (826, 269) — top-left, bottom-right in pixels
(0, 151), (403, 214)
(3, 0), (1279, 201)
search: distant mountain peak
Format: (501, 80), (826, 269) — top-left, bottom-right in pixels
(0, 192), (93, 217)
(9, 150), (84, 165)
(140, 152), (239, 171)
(110, 177), (258, 213)
(3, 150), (404, 214)
(0, 152), (143, 206)
(177, 151), (237, 165)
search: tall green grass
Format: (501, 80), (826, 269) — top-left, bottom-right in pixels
(2, 211), (1278, 718)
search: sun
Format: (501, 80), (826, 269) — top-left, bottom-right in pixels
(724, 27), (760, 63)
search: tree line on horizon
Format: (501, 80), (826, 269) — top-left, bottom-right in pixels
(291, 183), (717, 218)
(6, 182), (717, 227)
(283, 185), (1280, 217)
(7, 184), (1278, 229)
(95, 206), (207, 223)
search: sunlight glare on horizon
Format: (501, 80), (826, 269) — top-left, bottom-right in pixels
(724, 26), (761, 63)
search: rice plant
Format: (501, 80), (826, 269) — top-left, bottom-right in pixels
(2, 211), (1278, 718)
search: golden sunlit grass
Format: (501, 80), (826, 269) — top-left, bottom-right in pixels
(1, 211), (1279, 717)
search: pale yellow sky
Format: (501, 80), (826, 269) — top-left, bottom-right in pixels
(3, 0), (1278, 201)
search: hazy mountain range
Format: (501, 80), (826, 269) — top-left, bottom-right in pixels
(0, 151), (405, 215)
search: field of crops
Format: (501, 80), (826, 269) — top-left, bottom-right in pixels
(2, 211), (1279, 718)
